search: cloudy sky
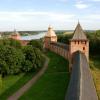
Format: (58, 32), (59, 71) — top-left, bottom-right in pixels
(0, 0), (100, 31)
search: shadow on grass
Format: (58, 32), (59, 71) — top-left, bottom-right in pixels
(0, 71), (36, 100)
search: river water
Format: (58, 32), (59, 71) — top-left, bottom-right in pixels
(21, 32), (46, 40)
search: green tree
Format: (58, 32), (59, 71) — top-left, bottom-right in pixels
(0, 59), (8, 77)
(0, 39), (21, 49)
(0, 46), (25, 75)
(5, 46), (24, 74)
(22, 45), (44, 69)
(9, 39), (22, 49)
(0, 74), (2, 89)
(22, 60), (33, 72)
(58, 34), (72, 44)
(95, 30), (100, 39)
(33, 48), (44, 68)
(28, 40), (43, 51)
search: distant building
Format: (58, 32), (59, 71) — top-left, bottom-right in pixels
(10, 29), (21, 40)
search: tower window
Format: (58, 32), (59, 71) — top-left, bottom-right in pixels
(83, 47), (85, 50)
(78, 41), (79, 44)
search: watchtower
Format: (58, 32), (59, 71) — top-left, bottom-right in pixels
(44, 26), (57, 49)
(69, 22), (89, 69)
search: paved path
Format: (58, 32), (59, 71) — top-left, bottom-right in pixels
(8, 56), (49, 100)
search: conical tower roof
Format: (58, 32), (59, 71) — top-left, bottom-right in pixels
(45, 26), (56, 37)
(72, 22), (87, 40)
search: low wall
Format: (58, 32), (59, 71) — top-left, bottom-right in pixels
(65, 51), (98, 100)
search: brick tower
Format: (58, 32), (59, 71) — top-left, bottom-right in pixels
(10, 29), (21, 40)
(69, 22), (89, 69)
(44, 26), (57, 49)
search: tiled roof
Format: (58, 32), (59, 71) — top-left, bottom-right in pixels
(72, 22), (87, 40)
(45, 26), (57, 37)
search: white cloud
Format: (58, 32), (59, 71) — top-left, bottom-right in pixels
(0, 11), (75, 22)
(92, 0), (100, 1)
(75, 1), (89, 9)
(0, 11), (75, 31)
(86, 14), (100, 19)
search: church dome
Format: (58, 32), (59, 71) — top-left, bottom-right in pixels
(45, 26), (57, 37)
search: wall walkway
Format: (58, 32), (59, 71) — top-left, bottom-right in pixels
(65, 51), (98, 100)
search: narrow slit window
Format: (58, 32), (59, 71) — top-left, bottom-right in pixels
(83, 47), (85, 50)
(78, 41), (79, 44)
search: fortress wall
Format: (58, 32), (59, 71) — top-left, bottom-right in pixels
(48, 42), (69, 59)
(65, 51), (98, 100)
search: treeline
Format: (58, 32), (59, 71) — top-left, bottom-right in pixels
(0, 39), (44, 77)
(1, 31), (45, 37)
(0, 31), (37, 37)
(86, 30), (100, 55)
(57, 30), (100, 56)
(58, 34), (73, 44)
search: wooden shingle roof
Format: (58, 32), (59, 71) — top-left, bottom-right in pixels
(72, 22), (87, 40)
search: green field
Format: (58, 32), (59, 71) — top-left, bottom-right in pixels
(90, 56), (100, 100)
(0, 72), (36, 100)
(20, 51), (70, 100)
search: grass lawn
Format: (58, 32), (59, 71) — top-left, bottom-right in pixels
(0, 72), (36, 100)
(20, 51), (70, 100)
(90, 56), (100, 100)
(0, 73), (24, 95)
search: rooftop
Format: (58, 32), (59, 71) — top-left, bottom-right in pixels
(45, 26), (57, 37)
(71, 22), (87, 40)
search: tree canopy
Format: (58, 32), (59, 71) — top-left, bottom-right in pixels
(0, 39), (44, 77)
(28, 40), (43, 51)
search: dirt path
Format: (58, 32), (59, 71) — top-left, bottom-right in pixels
(8, 56), (49, 100)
